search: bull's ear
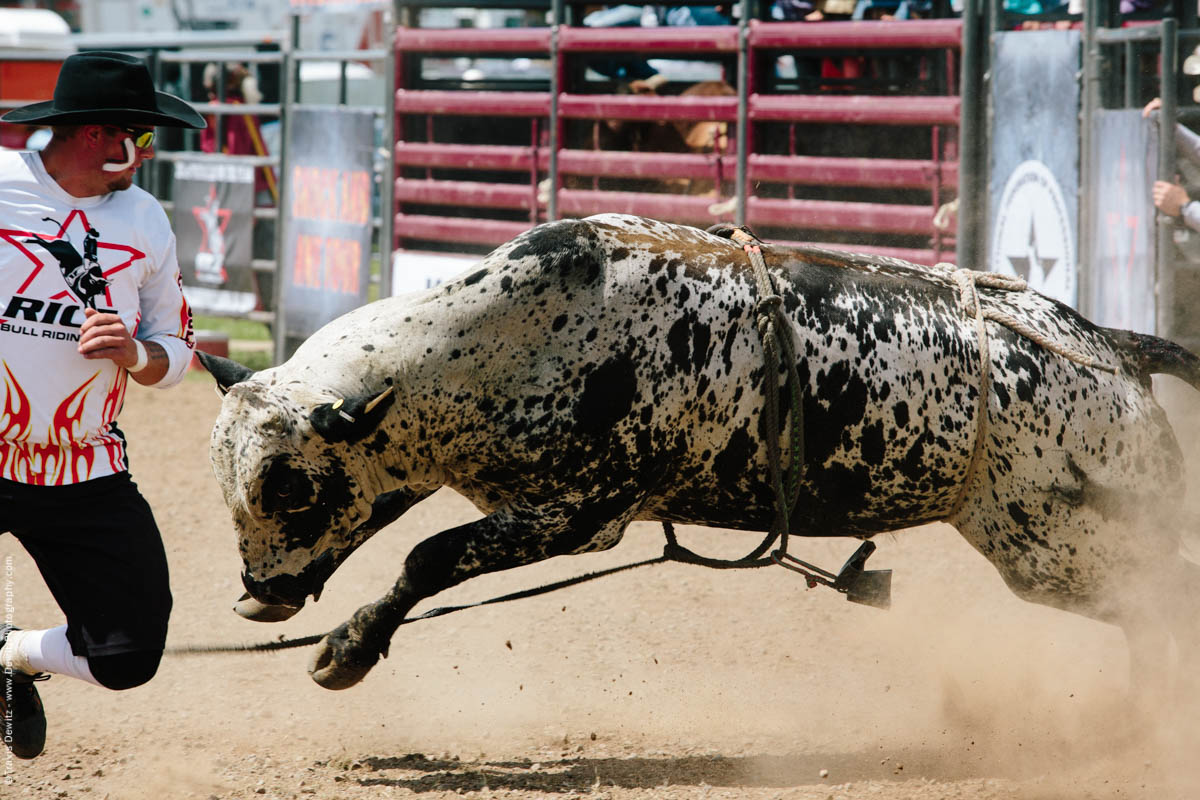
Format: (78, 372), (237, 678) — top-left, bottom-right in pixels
(310, 387), (395, 443)
(197, 352), (256, 395)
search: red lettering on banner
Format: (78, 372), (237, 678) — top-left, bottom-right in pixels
(291, 166), (315, 219)
(292, 234), (323, 288)
(317, 168), (339, 220)
(292, 166), (375, 223)
(324, 238), (361, 293)
(340, 171), (371, 225)
(292, 166), (343, 221)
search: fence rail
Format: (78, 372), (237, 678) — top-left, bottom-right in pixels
(393, 17), (962, 264)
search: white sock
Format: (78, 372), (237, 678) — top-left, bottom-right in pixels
(0, 629), (34, 673)
(2, 626), (103, 687)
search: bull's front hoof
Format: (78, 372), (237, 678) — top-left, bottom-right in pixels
(307, 624), (380, 690)
(233, 592), (302, 622)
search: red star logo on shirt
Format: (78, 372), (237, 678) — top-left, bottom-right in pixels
(0, 208), (144, 310)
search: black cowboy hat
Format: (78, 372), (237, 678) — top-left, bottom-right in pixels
(1, 50), (206, 129)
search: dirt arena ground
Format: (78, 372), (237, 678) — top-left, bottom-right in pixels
(4, 374), (1200, 799)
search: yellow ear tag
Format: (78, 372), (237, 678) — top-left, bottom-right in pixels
(332, 399), (344, 410)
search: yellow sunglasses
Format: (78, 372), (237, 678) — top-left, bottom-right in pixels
(108, 126), (155, 149)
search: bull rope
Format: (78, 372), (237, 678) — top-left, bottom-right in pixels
(163, 555), (674, 655)
(652, 226), (806, 574)
(651, 225), (810, 573)
(939, 265), (1116, 518)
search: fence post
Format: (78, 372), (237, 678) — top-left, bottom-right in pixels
(956, 0), (985, 268)
(380, 2), (397, 299)
(1157, 17), (1179, 340)
(272, 14), (300, 364)
(736, 0), (750, 227)
(1078, 0), (1100, 318)
(548, 0), (562, 222)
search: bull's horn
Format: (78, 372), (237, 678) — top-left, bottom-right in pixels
(310, 387), (396, 443)
(363, 386), (394, 414)
(197, 352), (256, 395)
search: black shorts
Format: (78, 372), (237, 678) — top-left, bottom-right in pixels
(1, 472), (172, 658)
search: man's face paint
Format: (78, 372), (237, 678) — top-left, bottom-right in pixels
(101, 137), (136, 173)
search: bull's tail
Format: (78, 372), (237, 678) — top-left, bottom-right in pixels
(1115, 330), (1200, 390)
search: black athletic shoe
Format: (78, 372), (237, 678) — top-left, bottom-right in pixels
(0, 625), (48, 759)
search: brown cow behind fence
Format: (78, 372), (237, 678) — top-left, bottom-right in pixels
(570, 79), (735, 196)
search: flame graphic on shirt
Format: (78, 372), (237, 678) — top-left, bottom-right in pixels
(0, 362), (32, 479)
(98, 369), (128, 474)
(47, 375), (97, 484)
(0, 363), (104, 485)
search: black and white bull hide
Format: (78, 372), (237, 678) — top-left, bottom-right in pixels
(200, 214), (1200, 694)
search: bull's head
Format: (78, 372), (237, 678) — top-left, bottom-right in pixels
(199, 352), (398, 610)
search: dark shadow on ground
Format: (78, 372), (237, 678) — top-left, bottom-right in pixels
(336, 748), (1027, 793)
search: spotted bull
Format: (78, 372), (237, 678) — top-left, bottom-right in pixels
(200, 214), (1200, 694)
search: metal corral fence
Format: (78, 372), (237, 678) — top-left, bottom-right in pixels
(66, 31), (287, 325)
(391, 2), (962, 267)
(9, 1), (1200, 357)
(69, 22), (395, 359)
(1081, 14), (1200, 350)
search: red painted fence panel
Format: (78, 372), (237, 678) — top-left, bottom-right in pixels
(392, 18), (962, 266)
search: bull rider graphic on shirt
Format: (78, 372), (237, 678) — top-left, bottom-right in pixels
(1, 210), (142, 327)
(22, 221), (111, 310)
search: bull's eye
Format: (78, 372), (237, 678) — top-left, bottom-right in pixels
(260, 457), (315, 515)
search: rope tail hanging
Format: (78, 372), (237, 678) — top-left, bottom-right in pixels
(662, 224), (805, 570)
(165, 553), (674, 656)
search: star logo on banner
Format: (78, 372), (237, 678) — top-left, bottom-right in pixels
(0, 210), (143, 314)
(1005, 219), (1058, 284)
(191, 183), (231, 284)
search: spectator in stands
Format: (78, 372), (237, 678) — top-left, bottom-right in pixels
(200, 61), (277, 309)
(1143, 95), (1200, 233)
(201, 62), (274, 204)
(201, 64), (262, 147)
(770, 0), (814, 18)
(582, 4), (731, 92)
(800, 0), (858, 20)
(772, 0), (911, 20)
(1119, 0), (1161, 14)
(583, 4), (731, 26)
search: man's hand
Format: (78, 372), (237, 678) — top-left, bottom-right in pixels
(1153, 180), (1190, 217)
(1143, 97), (1162, 118)
(78, 308), (168, 385)
(79, 307), (138, 367)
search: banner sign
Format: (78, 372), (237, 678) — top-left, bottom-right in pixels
(278, 108), (374, 339)
(988, 29), (1080, 308)
(175, 159), (256, 315)
(1088, 110), (1157, 334)
(391, 252), (478, 296)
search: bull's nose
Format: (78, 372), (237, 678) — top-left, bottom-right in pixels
(241, 571), (307, 609)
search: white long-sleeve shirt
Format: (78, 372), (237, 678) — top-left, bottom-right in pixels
(1173, 123), (1200, 233)
(0, 150), (194, 485)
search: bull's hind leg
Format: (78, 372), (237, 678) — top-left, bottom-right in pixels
(1162, 550), (1200, 697)
(308, 498), (643, 689)
(950, 450), (1190, 705)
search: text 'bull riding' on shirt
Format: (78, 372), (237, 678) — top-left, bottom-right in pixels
(0, 149), (194, 485)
